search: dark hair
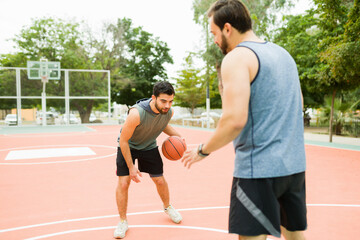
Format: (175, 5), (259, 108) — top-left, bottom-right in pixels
(153, 81), (175, 97)
(207, 0), (252, 33)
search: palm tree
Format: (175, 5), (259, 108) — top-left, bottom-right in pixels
(318, 97), (353, 135)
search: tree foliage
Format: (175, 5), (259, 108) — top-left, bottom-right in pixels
(312, 0), (359, 141)
(173, 53), (206, 114)
(317, 0), (360, 91)
(273, 0), (359, 139)
(109, 18), (173, 106)
(191, 0), (295, 110)
(273, 10), (324, 115)
(0, 17), (173, 122)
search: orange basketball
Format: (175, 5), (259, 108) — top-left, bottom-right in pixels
(161, 136), (187, 161)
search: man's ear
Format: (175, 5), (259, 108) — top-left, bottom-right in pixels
(151, 95), (156, 101)
(223, 23), (232, 36)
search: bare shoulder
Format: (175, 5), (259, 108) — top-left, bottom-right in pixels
(124, 107), (140, 127)
(221, 46), (259, 82)
(223, 47), (257, 67)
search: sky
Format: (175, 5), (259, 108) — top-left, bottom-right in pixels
(0, 0), (312, 79)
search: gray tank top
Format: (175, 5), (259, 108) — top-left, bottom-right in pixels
(118, 98), (172, 150)
(233, 41), (306, 178)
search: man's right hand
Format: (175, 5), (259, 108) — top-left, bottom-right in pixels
(129, 166), (142, 183)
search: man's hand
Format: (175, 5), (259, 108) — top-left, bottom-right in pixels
(181, 148), (206, 169)
(129, 166), (142, 183)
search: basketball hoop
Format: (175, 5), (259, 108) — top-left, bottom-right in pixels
(41, 75), (49, 83)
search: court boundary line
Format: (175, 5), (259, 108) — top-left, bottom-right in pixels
(0, 144), (116, 165)
(24, 225), (229, 240)
(1, 204), (359, 234)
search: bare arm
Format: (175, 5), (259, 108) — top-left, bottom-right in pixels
(119, 108), (142, 182)
(200, 48), (251, 153)
(162, 110), (182, 137)
(182, 47), (257, 168)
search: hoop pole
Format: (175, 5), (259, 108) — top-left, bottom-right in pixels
(42, 81), (47, 126)
(16, 69), (22, 126)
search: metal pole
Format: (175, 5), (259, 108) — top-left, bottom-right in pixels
(40, 58), (48, 126)
(206, 22), (210, 128)
(42, 81), (47, 126)
(16, 69), (22, 126)
(65, 70), (70, 125)
(107, 70), (111, 123)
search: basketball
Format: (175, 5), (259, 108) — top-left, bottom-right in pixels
(161, 136), (187, 161)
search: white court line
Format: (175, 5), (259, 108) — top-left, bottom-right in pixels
(307, 203), (360, 207)
(5, 147), (96, 160)
(0, 144), (116, 152)
(0, 207), (229, 233)
(0, 144), (116, 165)
(1, 204), (359, 234)
(24, 225), (229, 240)
(0, 143), (195, 165)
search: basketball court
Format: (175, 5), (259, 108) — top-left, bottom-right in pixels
(0, 125), (359, 240)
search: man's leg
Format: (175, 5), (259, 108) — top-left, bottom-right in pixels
(151, 176), (169, 207)
(116, 176), (131, 220)
(114, 176), (131, 238)
(151, 176), (182, 223)
(238, 235), (267, 240)
(281, 226), (306, 240)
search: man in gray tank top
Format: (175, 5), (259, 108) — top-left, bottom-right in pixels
(182, 1), (307, 240)
(114, 81), (183, 239)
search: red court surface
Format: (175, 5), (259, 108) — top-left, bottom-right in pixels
(0, 125), (359, 240)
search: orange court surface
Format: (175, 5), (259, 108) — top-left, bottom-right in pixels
(0, 125), (359, 240)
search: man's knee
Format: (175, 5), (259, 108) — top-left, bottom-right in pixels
(281, 227), (306, 240)
(152, 176), (167, 186)
(117, 176), (131, 192)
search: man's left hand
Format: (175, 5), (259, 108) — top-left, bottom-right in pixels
(181, 148), (206, 169)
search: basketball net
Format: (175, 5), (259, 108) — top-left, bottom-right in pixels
(41, 75), (49, 83)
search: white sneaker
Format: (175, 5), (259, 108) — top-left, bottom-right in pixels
(164, 205), (182, 223)
(114, 220), (128, 239)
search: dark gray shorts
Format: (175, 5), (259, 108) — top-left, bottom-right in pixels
(229, 172), (307, 238)
(116, 147), (163, 177)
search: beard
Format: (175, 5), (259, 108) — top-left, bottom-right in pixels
(154, 100), (169, 114)
(220, 33), (229, 55)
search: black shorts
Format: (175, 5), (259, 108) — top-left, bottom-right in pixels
(116, 147), (163, 177)
(229, 172), (307, 238)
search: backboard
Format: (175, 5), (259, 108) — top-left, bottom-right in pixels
(27, 60), (61, 80)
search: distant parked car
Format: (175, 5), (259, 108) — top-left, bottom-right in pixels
(201, 112), (221, 118)
(36, 112), (55, 125)
(63, 114), (80, 124)
(5, 114), (17, 126)
(89, 113), (97, 122)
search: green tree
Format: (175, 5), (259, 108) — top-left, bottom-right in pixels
(110, 18), (173, 106)
(14, 18), (83, 61)
(0, 17), (103, 123)
(342, 87), (360, 111)
(192, 0), (295, 109)
(318, 96), (354, 135)
(1, 17), (174, 122)
(0, 53), (29, 109)
(313, 0), (359, 141)
(273, 10), (325, 122)
(174, 53), (206, 114)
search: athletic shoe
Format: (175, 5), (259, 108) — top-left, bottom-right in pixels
(164, 205), (182, 223)
(114, 220), (128, 239)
